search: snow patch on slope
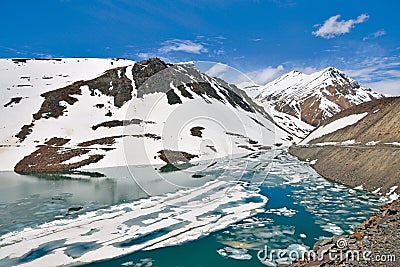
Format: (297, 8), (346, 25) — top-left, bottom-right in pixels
(300, 112), (368, 145)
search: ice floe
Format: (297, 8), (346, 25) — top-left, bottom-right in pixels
(0, 179), (267, 266)
(217, 246), (252, 260)
(266, 207), (297, 217)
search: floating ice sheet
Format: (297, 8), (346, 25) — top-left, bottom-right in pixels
(0, 179), (267, 266)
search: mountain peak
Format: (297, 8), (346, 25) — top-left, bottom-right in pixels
(289, 69), (302, 75)
(322, 66), (339, 72)
(255, 67), (384, 126)
(320, 66), (344, 77)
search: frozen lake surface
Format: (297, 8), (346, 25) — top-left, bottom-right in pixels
(0, 150), (384, 266)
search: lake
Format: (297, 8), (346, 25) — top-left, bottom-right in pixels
(0, 149), (385, 266)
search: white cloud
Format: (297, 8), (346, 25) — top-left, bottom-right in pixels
(0, 46), (54, 58)
(345, 59), (400, 82)
(313, 14), (369, 39)
(343, 57), (400, 96)
(136, 52), (156, 59)
(297, 66), (319, 75)
(246, 65), (285, 85)
(196, 62), (251, 85)
(363, 29), (386, 41)
(159, 39), (208, 54)
(345, 67), (377, 82)
(205, 63), (229, 77)
(364, 79), (400, 96)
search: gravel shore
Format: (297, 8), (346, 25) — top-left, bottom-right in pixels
(288, 200), (399, 267)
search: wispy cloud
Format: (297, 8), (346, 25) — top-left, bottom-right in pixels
(363, 79), (400, 96)
(343, 56), (400, 96)
(246, 65), (285, 85)
(313, 14), (369, 39)
(136, 52), (157, 59)
(363, 29), (386, 41)
(297, 66), (319, 74)
(0, 46), (24, 55)
(130, 38), (212, 62)
(158, 39), (208, 54)
(344, 57), (400, 82)
(240, 54), (400, 96)
(205, 63), (229, 77)
(0, 46), (54, 58)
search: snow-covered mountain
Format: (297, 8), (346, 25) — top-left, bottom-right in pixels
(254, 67), (383, 127)
(0, 58), (297, 172)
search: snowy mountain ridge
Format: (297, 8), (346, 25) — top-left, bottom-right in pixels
(0, 58), (299, 172)
(253, 67), (383, 127)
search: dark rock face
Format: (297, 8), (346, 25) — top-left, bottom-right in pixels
(175, 81), (254, 113)
(131, 60), (269, 123)
(91, 119), (148, 130)
(190, 126), (205, 138)
(215, 77), (272, 119)
(219, 86), (254, 113)
(87, 67), (133, 108)
(176, 85), (194, 99)
(15, 66), (135, 142)
(134, 63), (209, 98)
(14, 137), (105, 173)
(157, 149), (198, 164)
(166, 89), (182, 104)
(14, 134), (162, 172)
(131, 58), (168, 89)
(4, 97), (23, 107)
(33, 81), (84, 120)
(15, 124), (34, 142)
(185, 82), (224, 103)
(14, 81), (84, 141)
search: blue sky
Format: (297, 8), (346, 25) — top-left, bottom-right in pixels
(1, 0), (399, 94)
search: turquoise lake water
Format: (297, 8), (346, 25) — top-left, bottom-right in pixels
(0, 150), (385, 266)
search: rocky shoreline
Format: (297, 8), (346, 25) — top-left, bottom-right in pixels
(288, 97), (400, 198)
(287, 200), (399, 267)
(289, 145), (400, 197)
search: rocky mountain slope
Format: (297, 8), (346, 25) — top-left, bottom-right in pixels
(0, 58), (297, 172)
(254, 67), (383, 127)
(290, 97), (400, 198)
